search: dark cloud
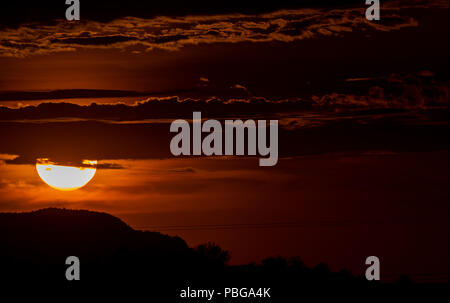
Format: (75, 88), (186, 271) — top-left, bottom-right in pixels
(0, 89), (150, 102)
(0, 0), (398, 28)
(1, 69), (446, 165)
(5, 156), (125, 170)
(50, 35), (140, 46)
(96, 162), (125, 170)
(0, 71), (447, 120)
(0, 106), (447, 166)
(168, 167), (197, 173)
(1, 1), (441, 57)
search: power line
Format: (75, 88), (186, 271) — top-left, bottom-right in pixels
(134, 219), (439, 231)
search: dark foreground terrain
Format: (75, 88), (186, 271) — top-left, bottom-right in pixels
(0, 208), (447, 300)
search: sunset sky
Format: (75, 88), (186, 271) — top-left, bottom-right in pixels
(0, 0), (448, 282)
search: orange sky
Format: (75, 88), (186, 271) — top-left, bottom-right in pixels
(0, 0), (448, 284)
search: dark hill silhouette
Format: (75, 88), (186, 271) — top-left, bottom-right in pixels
(0, 208), (445, 300)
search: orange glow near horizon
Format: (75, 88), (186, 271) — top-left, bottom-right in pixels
(36, 161), (97, 191)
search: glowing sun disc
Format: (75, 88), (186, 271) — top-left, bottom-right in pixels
(36, 163), (96, 191)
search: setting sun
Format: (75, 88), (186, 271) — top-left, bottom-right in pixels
(36, 160), (97, 191)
